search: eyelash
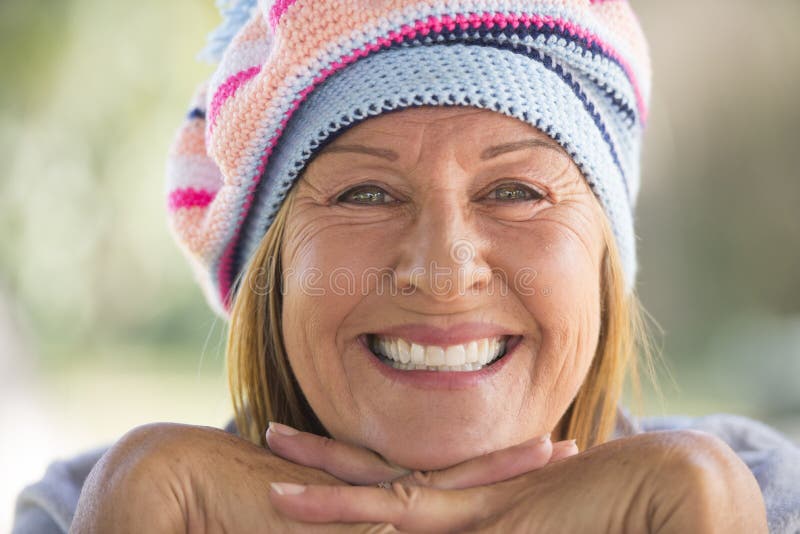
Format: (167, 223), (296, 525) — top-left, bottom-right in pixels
(336, 182), (546, 205)
(485, 182), (546, 203)
(336, 185), (399, 205)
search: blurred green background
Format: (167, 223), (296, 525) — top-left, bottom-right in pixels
(1, 0), (798, 529)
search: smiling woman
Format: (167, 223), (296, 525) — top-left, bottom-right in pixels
(12, 0), (800, 533)
(228, 108), (637, 468)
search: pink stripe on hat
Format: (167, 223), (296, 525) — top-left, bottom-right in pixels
(167, 0), (652, 317)
(269, 0), (300, 28)
(208, 66), (261, 131)
(168, 187), (216, 211)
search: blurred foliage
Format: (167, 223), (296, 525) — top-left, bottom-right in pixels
(0, 0), (798, 426)
(0, 0), (221, 365)
(633, 0), (800, 423)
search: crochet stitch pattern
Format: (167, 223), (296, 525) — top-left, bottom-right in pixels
(166, 0), (651, 317)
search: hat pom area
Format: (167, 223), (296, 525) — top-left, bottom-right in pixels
(197, 0), (260, 63)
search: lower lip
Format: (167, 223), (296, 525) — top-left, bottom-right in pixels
(359, 335), (521, 390)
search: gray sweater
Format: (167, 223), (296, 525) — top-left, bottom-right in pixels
(13, 414), (800, 533)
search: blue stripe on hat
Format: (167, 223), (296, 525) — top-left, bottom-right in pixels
(230, 44), (637, 291)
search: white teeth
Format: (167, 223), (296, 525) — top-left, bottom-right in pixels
(445, 345), (466, 366)
(372, 335), (508, 372)
(410, 343), (425, 364)
(477, 338), (488, 360)
(397, 338), (411, 364)
(465, 341), (478, 363)
(426, 346), (446, 366)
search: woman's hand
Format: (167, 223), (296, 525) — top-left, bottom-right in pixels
(266, 421), (579, 488)
(70, 422), (575, 532)
(269, 430), (769, 533)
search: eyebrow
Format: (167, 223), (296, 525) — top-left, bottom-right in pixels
(319, 138), (564, 162)
(480, 138), (566, 160)
(319, 144), (399, 161)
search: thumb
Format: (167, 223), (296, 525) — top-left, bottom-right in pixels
(266, 422), (408, 485)
(396, 433), (554, 490)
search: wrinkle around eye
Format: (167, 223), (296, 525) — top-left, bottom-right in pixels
(300, 163), (413, 203)
(288, 198), (411, 247)
(295, 174), (335, 205)
(476, 195), (551, 224)
(531, 210), (602, 267)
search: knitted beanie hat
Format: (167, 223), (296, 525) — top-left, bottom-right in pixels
(166, 0), (651, 317)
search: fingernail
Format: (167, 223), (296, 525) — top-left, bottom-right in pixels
(568, 439), (579, 450)
(523, 433), (551, 445)
(268, 421), (299, 437)
(270, 482), (307, 496)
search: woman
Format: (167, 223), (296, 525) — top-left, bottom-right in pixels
(14, 1), (799, 532)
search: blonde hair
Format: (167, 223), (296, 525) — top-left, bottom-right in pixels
(227, 187), (655, 450)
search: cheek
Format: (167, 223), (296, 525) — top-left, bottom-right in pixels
(282, 223), (396, 335)
(284, 212), (400, 293)
(493, 218), (601, 323)
(280, 216), (400, 421)
(492, 220), (603, 411)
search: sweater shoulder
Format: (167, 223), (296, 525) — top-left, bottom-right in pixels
(12, 419), (238, 533)
(12, 446), (108, 534)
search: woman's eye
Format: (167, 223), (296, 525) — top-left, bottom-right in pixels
(337, 185), (396, 205)
(488, 183), (544, 202)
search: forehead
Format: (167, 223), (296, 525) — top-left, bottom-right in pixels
(308, 106), (576, 182)
(316, 107), (572, 171)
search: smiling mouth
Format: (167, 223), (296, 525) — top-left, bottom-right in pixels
(366, 334), (518, 372)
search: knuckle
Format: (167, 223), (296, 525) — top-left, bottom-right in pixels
(363, 524), (398, 534)
(328, 484), (348, 499)
(409, 470), (435, 487)
(325, 485), (354, 521)
(319, 436), (339, 452)
(391, 482), (424, 511)
(318, 436), (340, 463)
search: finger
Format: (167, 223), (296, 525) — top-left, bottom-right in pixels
(395, 433), (553, 490)
(270, 481), (492, 533)
(550, 439), (579, 463)
(327, 522), (401, 534)
(266, 422), (409, 485)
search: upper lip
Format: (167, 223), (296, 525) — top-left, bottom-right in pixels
(368, 322), (519, 347)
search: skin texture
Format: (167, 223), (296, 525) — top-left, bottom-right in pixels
(70, 422), (578, 533)
(269, 429), (768, 533)
(280, 107), (606, 470)
(70, 423), (767, 533)
(70, 109), (768, 532)
(70, 423), (356, 533)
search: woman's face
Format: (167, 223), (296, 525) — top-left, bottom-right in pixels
(281, 107), (606, 470)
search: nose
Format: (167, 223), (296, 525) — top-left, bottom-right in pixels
(393, 193), (493, 302)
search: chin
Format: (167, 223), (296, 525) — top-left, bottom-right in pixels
(382, 444), (486, 471)
(362, 417), (525, 471)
